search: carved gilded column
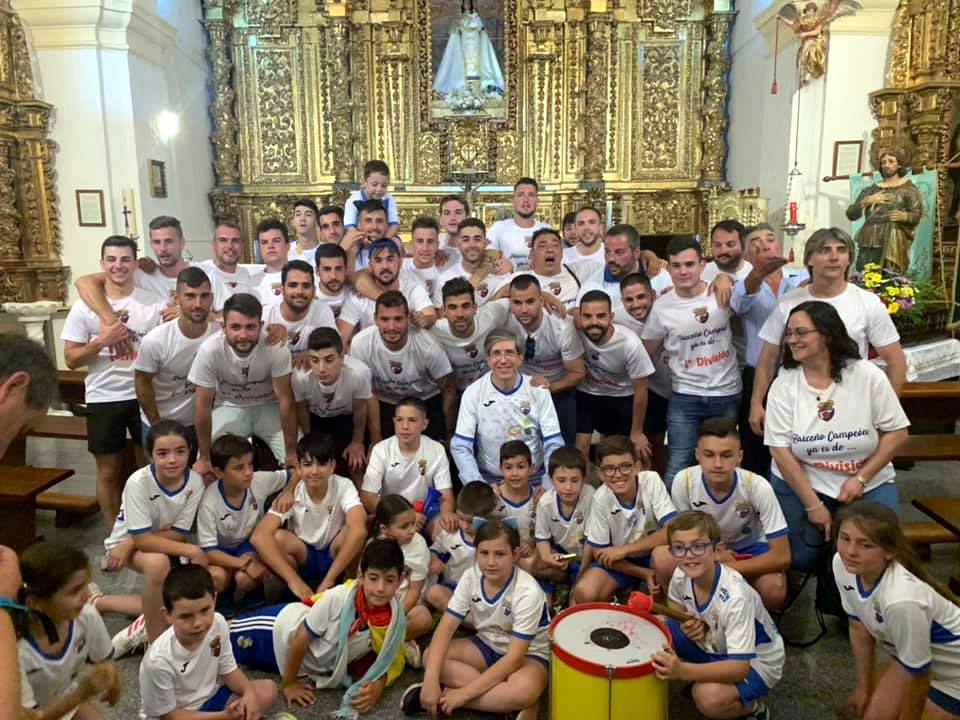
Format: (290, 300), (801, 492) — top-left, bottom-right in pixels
(0, 139), (18, 262)
(700, 10), (736, 187)
(204, 17), (240, 186)
(583, 15), (611, 181)
(327, 19), (355, 183)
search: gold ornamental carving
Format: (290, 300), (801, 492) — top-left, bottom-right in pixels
(701, 10), (735, 186)
(205, 19), (240, 185)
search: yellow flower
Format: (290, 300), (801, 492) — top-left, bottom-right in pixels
(865, 272), (883, 285)
(899, 286), (915, 298)
(885, 286), (899, 297)
(887, 302), (900, 315)
(864, 263), (882, 271)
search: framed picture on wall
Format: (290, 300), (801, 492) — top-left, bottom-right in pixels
(832, 141), (864, 180)
(148, 159), (167, 198)
(75, 189), (105, 227)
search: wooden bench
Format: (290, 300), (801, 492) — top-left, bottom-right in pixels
(895, 434), (960, 462)
(0, 466), (76, 550)
(36, 491), (99, 528)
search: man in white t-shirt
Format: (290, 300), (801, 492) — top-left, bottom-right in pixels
(491, 228), (585, 308)
(505, 273), (584, 445)
(402, 216), (451, 298)
(313, 243), (351, 319)
(563, 206), (604, 266)
(575, 289), (654, 463)
(433, 218), (513, 306)
(487, 177), (549, 271)
(641, 236), (742, 488)
(197, 220), (252, 296)
(748, 227), (906, 439)
(338, 239), (436, 344)
(701, 219), (754, 284)
(62, 235), (165, 525)
(190, 292), (298, 478)
(438, 194), (468, 249)
(261, 260), (336, 370)
(349, 290), (456, 443)
(250, 217), (292, 307)
(134, 266), (220, 454)
(288, 197), (321, 264)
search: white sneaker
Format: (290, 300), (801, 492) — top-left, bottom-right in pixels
(111, 614), (147, 658)
(403, 639), (423, 669)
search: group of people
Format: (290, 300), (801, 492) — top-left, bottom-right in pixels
(2, 158), (959, 720)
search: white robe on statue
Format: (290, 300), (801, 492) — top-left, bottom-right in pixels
(433, 11), (504, 96)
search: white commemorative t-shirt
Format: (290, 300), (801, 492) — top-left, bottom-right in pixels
(506, 309), (583, 384)
(434, 262), (511, 307)
(563, 243), (604, 267)
(641, 287), (741, 396)
(139, 613), (237, 719)
(454, 372), (562, 481)
(269, 475), (361, 550)
(430, 528), (476, 585)
(496, 490), (538, 543)
(534, 485), (595, 557)
(292, 355), (373, 419)
(19, 604), (113, 715)
(613, 313), (673, 399)
(135, 266), (228, 311)
(288, 244), (318, 266)
(447, 566), (551, 661)
(430, 301), (510, 390)
(700, 260), (753, 285)
(252, 270), (284, 307)
(348, 326), (452, 404)
(765, 360), (910, 498)
(134, 319), (220, 425)
(578, 324), (654, 397)
(104, 466), (204, 550)
(398, 533), (430, 602)
(670, 467), (788, 552)
(262, 301), (337, 356)
(197, 470), (289, 550)
(488, 218), (549, 271)
(835, 556), (960, 695)
(759, 283), (900, 359)
(585, 474), (676, 548)
(361, 435), (452, 503)
(197, 259), (252, 296)
(668, 564), (784, 688)
(188, 331), (292, 408)
(403, 259), (440, 298)
(60, 290), (165, 403)
(315, 286), (350, 319)
(529, 267), (582, 308)
(338, 274), (433, 331)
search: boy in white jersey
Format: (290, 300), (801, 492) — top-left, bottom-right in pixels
(62, 235), (166, 526)
(424, 481), (499, 612)
(651, 418), (790, 611)
(533, 446), (595, 606)
(495, 442), (540, 572)
(572, 436), (676, 604)
(642, 236), (742, 488)
(487, 177), (549, 271)
(652, 512), (783, 720)
(293, 327), (371, 482)
(313, 243), (351, 318)
(360, 396), (456, 538)
(261, 259), (336, 370)
(139, 565), (277, 720)
(252, 432), (367, 601)
(250, 217), (293, 307)
(199, 434), (294, 594)
(289, 197), (321, 264)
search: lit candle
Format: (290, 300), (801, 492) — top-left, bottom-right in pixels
(789, 202), (798, 224)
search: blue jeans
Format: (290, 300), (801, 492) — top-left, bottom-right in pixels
(771, 474), (899, 572)
(665, 392), (740, 489)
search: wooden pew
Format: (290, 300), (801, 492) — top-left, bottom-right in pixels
(0, 466), (76, 550)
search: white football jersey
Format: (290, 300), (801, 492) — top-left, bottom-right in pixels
(197, 470), (289, 550)
(578, 324), (654, 397)
(429, 301), (510, 390)
(398, 533), (431, 602)
(188, 331), (292, 408)
(585, 473), (676, 548)
(361, 435), (452, 503)
(292, 355), (373, 419)
(104, 466), (204, 550)
(430, 528), (477, 585)
(349, 326), (453, 403)
(496, 490), (538, 544)
(506, 309), (584, 384)
(533, 485), (595, 557)
(262, 301), (337, 356)
(269, 475), (361, 550)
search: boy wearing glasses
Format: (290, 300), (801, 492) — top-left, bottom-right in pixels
(571, 436), (675, 604)
(651, 511), (783, 720)
(651, 417), (790, 611)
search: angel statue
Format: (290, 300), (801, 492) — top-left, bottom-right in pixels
(777, 0), (861, 86)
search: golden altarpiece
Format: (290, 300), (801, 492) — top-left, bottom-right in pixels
(202, 0), (749, 253)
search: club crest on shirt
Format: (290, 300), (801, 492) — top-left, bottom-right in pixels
(734, 502), (752, 519)
(168, 289), (177, 302)
(817, 399), (835, 422)
(251, 496), (258, 510)
(333, 306), (342, 318)
(465, 344), (479, 359)
(272, 282), (282, 296)
(873, 600), (883, 624)
(323, 391), (335, 404)
(548, 282), (562, 296)
(76, 635), (86, 653)
(501, 598), (513, 618)
(478, 283), (489, 298)
(506, 425), (525, 439)
(517, 400), (531, 415)
(116, 309), (130, 324)
(289, 331), (302, 347)
(227, 281), (238, 288)
(240, 365), (250, 380)
(525, 235), (534, 249)
(692, 306), (709, 323)
(210, 636), (222, 657)
(390, 361), (403, 375)
(591, 352), (600, 361)
(418, 458), (427, 476)
(575, 510), (585, 525)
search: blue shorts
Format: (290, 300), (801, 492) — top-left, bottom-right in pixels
(218, 541), (256, 558)
(729, 542), (769, 559)
(229, 603), (285, 673)
(536, 561), (581, 595)
(667, 617), (770, 704)
(590, 553), (651, 590)
(301, 544), (334, 584)
(199, 685), (233, 712)
(930, 687), (960, 716)
(469, 635), (549, 671)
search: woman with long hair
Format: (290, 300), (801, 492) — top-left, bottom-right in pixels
(764, 300), (909, 571)
(834, 501), (960, 720)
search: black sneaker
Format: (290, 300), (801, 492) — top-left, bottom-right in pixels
(746, 699), (770, 720)
(401, 682), (424, 715)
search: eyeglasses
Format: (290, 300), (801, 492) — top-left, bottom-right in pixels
(784, 327), (818, 339)
(668, 541), (715, 558)
(598, 462), (634, 478)
(524, 336), (536, 361)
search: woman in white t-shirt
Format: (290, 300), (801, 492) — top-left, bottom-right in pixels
(764, 301), (909, 571)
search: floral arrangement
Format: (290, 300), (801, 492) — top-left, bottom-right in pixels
(851, 263), (944, 327)
(442, 86), (503, 112)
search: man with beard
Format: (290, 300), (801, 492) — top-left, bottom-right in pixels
(433, 218), (513, 306)
(846, 149), (924, 272)
(62, 235), (167, 525)
(438, 194), (469, 250)
(575, 290), (654, 465)
(488, 177), (548, 271)
(729, 224), (807, 476)
(197, 221), (252, 296)
(288, 197), (322, 264)
(251, 217), (293, 307)
(341, 199), (390, 274)
(505, 274), (585, 446)
(338, 239), (436, 344)
(348, 291), (456, 443)
(563, 206), (605, 266)
(318, 205), (346, 245)
(261, 260), (336, 370)
(701, 220), (753, 284)
(135, 267), (220, 457)
(313, 243), (351, 318)
(190, 292), (297, 479)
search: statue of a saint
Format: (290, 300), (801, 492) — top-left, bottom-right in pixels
(777, 0), (861, 86)
(433, 3), (504, 99)
(846, 150), (924, 274)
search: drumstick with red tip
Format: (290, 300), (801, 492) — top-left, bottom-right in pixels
(628, 591), (695, 623)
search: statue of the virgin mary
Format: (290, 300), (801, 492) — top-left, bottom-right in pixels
(433, 5), (504, 98)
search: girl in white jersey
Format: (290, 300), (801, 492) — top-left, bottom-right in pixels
(835, 502), (960, 720)
(404, 518), (550, 720)
(18, 543), (119, 720)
